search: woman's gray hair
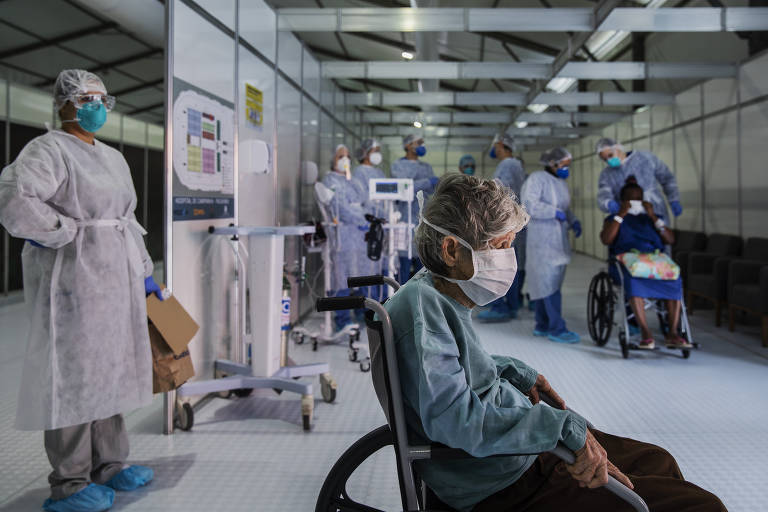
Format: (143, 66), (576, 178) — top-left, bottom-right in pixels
(415, 174), (529, 276)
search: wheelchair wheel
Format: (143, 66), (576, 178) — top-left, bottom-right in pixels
(587, 272), (614, 347)
(315, 425), (393, 512)
(619, 331), (629, 359)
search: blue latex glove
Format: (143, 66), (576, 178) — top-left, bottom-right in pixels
(607, 200), (620, 215)
(144, 276), (164, 301)
(429, 176), (440, 187)
(572, 220), (582, 238)
(358, 225), (369, 231)
(105, 465), (154, 492)
(42, 483), (114, 512)
(555, 210), (567, 222)
(27, 240), (45, 248)
(670, 200), (683, 217)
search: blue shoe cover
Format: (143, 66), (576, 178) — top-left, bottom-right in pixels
(477, 304), (512, 322)
(532, 329), (548, 337)
(105, 466), (154, 492)
(43, 484), (114, 512)
(548, 331), (581, 344)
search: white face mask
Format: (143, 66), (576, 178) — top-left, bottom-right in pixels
(336, 156), (351, 179)
(627, 199), (644, 216)
(369, 151), (383, 166)
(417, 191), (517, 306)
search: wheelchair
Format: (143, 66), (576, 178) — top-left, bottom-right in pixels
(315, 275), (649, 512)
(587, 258), (698, 359)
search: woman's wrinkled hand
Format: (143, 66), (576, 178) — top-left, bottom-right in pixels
(567, 430), (609, 488)
(527, 374), (566, 410)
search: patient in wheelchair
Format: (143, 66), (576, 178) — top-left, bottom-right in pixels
(599, 176), (691, 350)
(383, 173), (724, 511)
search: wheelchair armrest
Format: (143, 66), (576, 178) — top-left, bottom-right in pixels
(316, 296), (366, 312)
(425, 443), (648, 512)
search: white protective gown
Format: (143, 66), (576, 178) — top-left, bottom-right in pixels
(520, 170), (575, 301)
(0, 130), (153, 431)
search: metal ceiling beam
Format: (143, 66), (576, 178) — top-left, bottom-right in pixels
(345, 91), (673, 107)
(361, 111), (627, 124)
(372, 124), (602, 137)
(378, 135), (578, 147)
(126, 102), (164, 116)
(321, 61), (737, 80)
(110, 78), (164, 97)
(277, 7), (768, 32)
(34, 49), (163, 87)
(0, 21), (118, 60)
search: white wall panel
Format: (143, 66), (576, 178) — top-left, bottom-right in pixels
(674, 123), (703, 232)
(704, 78), (738, 115)
(240, 0), (276, 62)
(740, 103), (768, 238)
(740, 51), (768, 103)
(652, 104), (675, 132)
(303, 51), (321, 103)
(633, 108), (651, 140)
(703, 112), (739, 234)
(675, 85), (702, 124)
(278, 32), (303, 86)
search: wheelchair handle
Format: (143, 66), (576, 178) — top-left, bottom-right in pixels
(316, 297), (366, 312)
(347, 275), (401, 291)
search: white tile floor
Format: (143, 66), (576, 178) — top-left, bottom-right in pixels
(1, 254), (767, 512)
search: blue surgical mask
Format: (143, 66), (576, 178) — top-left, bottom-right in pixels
(462, 167), (475, 175)
(416, 145), (427, 157)
(607, 156), (622, 168)
(76, 101), (107, 133)
(489, 146), (497, 159)
(556, 166), (569, 179)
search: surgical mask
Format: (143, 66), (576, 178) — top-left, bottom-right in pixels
(462, 167), (475, 175)
(417, 192), (517, 306)
(489, 146), (497, 159)
(336, 156), (351, 179)
(415, 145), (427, 157)
(627, 200), (645, 216)
(66, 101), (107, 133)
(607, 156), (622, 168)
(369, 151), (383, 166)
(556, 166), (569, 179)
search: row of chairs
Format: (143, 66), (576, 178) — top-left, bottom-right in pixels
(674, 231), (768, 346)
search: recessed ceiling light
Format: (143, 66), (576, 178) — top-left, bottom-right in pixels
(413, 121), (423, 128)
(401, 51), (414, 60)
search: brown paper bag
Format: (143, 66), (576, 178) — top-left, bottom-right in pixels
(146, 289), (199, 393)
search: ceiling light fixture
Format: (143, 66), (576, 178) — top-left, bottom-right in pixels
(413, 120), (423, 128)
(401, 51), (415, 60)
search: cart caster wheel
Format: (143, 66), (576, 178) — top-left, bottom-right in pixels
(320, 373), (337, 403)
(682, 349), (691, 359)
(355, 330), (361, 342)
(292, 332), (305, 345)
(175, 402), (194, 431)
(359, 359), (371, 373)
(312, 338), (318, 351)
(302, 414), (311, 431)
(234, 388), (253, 398)
(348, 348), (359, 362)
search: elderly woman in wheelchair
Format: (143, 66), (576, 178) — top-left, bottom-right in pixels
(599, 177), (691, 351)
(373, 173), (723, 511)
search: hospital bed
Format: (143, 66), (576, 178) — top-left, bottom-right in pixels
(314, 275), (649, 512)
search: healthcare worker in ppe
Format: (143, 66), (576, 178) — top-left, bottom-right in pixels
(352, 138), (387, 299)
(521, 147), (582, 344)
(386, 173), (724, 512)
(321, 144), (369, 329)
(391, 134), (439, 285)
(478, 133), (528, 322)
(458, 154), (476, 175)
(0, 70), (158, 512)
(595, 137), (682, 221)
